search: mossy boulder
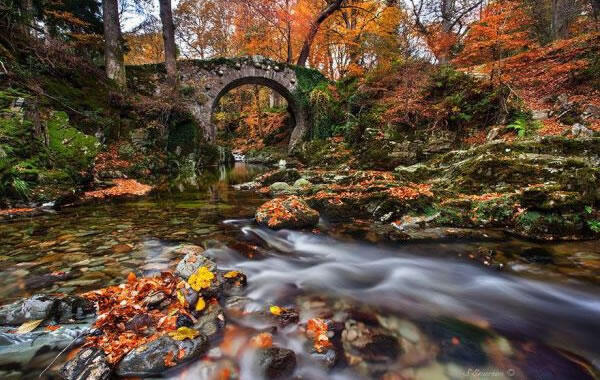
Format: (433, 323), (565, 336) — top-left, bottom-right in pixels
(256, 196), (320, 229)
(258, 168), (301, 186)
(513, 211), (585, 240)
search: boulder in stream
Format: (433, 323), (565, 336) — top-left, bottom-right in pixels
(116, 334), (209, 377)
(255, 347), (297, 379)
(174, 245), (216, 280)
(0, 295), (95, 326)
(256, 196), (320, 230)
(59, 347), (111, 380)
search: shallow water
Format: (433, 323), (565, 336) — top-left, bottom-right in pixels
(1, 163), (599, 379)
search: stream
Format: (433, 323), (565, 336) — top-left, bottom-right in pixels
(0, 163), (599, 379)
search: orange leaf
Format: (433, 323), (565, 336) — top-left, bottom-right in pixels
(127, 272), (137, 283)
(250, 332), (273, 348)
(164, 351), (176, 367)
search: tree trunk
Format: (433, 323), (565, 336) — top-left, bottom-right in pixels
(254, 86), (262, 136)
(159, 0), (177, 86)
(592, 0), (600, 22)
(551, 0), (572, 40)
(297, 0), (345, 67)
(102, 0), (126, 87)
(21, 0), (34, 37)
(26, 98), (48, 148)
(438, 0), (456, 64)
(286, 0), (293, 63)
(270, 91), (283, 108)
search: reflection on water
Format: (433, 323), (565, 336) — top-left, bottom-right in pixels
(0, 163), (599, 379)
(0, 164), (269, 304)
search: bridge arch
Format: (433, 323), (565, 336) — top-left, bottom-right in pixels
(180, 57), (309, 152)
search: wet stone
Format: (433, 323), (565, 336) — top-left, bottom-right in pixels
(221, 271), (248, 296)
(59, 347), (111, 380)
(342, 320), (401, 363)
(255, 347), (297, 379)
(0, 295), (94, 326)
(193, 303), (225, 342)
(125, 314), (152, 331)
(116, 334), (209, 377)
(310, 348), (338, 369)
(174, 246), (216, 280)
(176, 314), (194, 328)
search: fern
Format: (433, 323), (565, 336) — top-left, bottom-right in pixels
(588, 220), (600, 234)
(506, 116), (540, 138)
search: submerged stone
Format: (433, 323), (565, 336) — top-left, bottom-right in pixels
(255, 347), (297, 379)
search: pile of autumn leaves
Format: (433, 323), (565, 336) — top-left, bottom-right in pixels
(80, 266), (333, 368)
(82, 267), (237, 365)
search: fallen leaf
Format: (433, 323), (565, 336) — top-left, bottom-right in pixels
(188, 266), (214, 291)
(164, 351), (176, 367)
(177, 348), (186, 360)
(250, 332), (273, 348)
(176, 290), (186, 307)
(16, 319), (44, 334)
(224, 271), (239, 278)
(127, 272), (137, 283)
(269, 305), (282, 316)
(45, 325), (62, 332)
(169, 327), (199, 341)
(195, 297), (206, 312)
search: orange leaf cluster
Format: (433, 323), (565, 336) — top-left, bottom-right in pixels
(82, 272), (191, 363)
(305, 318), (331, 353)
(257, 196), (312, 228)
(387, 184), (433, 200)
(83, 179), (153, 200)
(0, 208), (35, 216)
(250, 332), (273, 348)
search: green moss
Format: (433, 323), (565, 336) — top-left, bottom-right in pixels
(47, 111), (100, 174)
(472, 195), (516, 226)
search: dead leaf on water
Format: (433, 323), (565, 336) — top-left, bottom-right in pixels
(16, 319), (44, 334)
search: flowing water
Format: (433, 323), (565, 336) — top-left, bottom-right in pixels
(0, 163), (599, 379)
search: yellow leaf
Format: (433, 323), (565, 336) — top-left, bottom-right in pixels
(269, 306), (282, 316)
(224, 271), (239, 279)
(16, 319), (44, 334)
(187, 266), (214, 292)
(195, 297), (206, 312)
(176, 290), (186, 306)
(168, 327), (199, 341)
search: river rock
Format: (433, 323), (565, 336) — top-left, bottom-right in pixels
(256, 196), (320, 230)
(571, 123), (594, 138)
(259, 169), (301, 185)
(0, 321), (92, 366)
(310, 348), (338, 369)
(116, 334), (209, 377)
(194, 303), (225, 342)
(269, 182), (294, 196)
(0, 295), (94, 326)
(220, 270), (248, 296)
(342, 320), (401, 363)
(174, 245), (216, 280)
(255, 347), (297, 379)
(59, 347), (111, 380)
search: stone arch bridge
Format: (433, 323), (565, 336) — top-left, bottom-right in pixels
(130, 56), (314, 152)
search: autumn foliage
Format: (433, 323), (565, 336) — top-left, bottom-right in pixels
(82, 272), (186, 363)
(455, 0), (536, 66)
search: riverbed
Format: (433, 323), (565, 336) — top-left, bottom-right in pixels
(1, 164), (598, 379)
